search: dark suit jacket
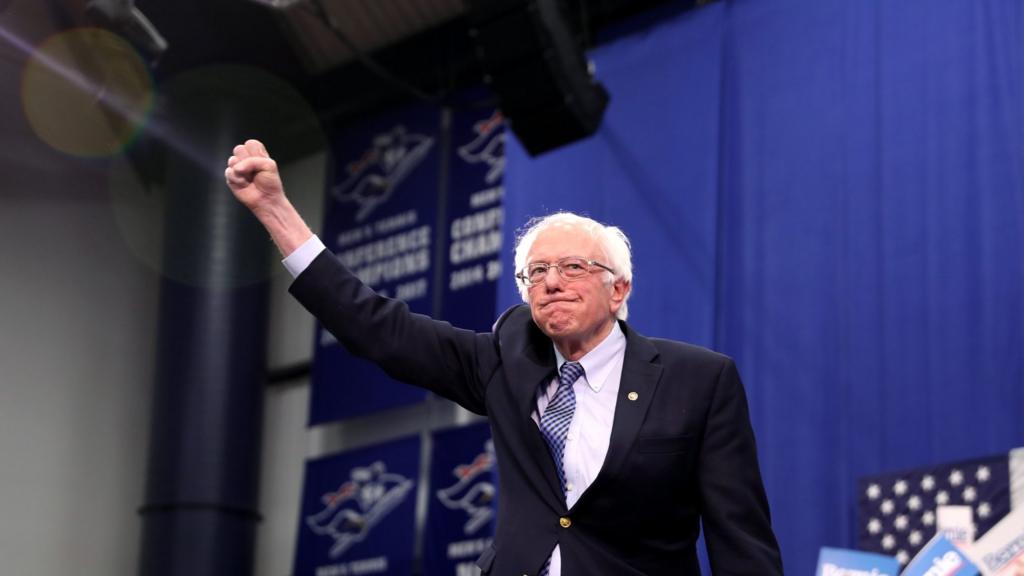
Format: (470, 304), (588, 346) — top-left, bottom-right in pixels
(291, 251), (783, 576)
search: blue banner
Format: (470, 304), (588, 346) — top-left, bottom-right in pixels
(815, 548), (900, 576)
(293, 436), (421, 576)
(440, 106), (506, 331)
(423, 422), (497, 575)
(311, 104), (441, 423)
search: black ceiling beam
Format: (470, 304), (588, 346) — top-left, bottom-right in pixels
(132, 0), (694, 149)
(305, 14), (485, 129)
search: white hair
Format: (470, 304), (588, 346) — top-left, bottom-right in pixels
(513, 211), (633, 320)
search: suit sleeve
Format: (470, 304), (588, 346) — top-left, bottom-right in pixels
(288, 249), (499, 415)
(698, 358), (783, 575)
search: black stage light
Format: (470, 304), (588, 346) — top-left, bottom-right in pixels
(468, 0), (610, 156)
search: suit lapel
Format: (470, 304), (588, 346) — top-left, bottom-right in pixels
(504, 316), (556, 421)
(573, 322), (663, 509)
(497, 307), (565, 503)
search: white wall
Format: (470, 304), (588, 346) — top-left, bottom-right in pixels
(0, 7), (163, 575)
(0, 133), (160, 576)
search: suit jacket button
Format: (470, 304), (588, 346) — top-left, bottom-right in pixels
(559, 516), (572, 528)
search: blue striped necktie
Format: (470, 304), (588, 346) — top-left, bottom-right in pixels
(540, 361), (584, 494)
(538, 361), (583, 576)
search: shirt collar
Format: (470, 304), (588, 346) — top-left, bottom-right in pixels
(552, 322), (626, 393)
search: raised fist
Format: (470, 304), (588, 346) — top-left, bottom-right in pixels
(225, 139), (284, 212)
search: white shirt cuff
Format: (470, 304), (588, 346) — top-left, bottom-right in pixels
(282, 234), (327, 278)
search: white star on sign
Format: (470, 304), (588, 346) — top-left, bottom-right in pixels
(908, 495), (922, 511)
(894, 515), (909, 531)
(976, 466), (990, 483)
(921, 475), (936, 491)
(896, 550), (910, 565)
(963, 486), (977, 503)
(909, 530), (923, 546)
(978, 502), (991, 518)
(868, 518), (882, 535)
(867, 483), (882, 500)
(894, 479), (908, 496)
(881, 499), (895, 515)
(923, 511), (935, 526)
(936, 490), (950, 505)
(882, 534), (896, 550)
(949, 469), (964, 486)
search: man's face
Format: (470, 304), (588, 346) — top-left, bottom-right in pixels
(525, 226), (629, 354)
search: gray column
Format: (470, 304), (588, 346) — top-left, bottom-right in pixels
(138, 86), (272, 576)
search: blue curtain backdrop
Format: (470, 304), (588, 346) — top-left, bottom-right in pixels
(496, 1), (1024, 574)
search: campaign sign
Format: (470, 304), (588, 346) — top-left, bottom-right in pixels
(294, 436), (421, 576)
(815, 547), (900, 576)
(965, 507), (1024, 575)
(440, 106), (506, 331)
(423, 422), (498, 575)
(901, 534), (980, 576)
(311, 104), (441, 423)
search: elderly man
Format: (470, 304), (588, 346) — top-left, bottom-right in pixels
(226, 140), (782, 575)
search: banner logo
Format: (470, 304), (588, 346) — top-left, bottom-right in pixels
(436, 440), (496, 535)
(457, 111), (505, 185)
(332, 125), (435, 222)
(921, 551), (962, 576)
(305, 461), (415, 558)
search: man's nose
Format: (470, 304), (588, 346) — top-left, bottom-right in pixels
(542, 266), (564, 290)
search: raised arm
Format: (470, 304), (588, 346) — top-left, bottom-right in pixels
(224, 139), (313, 256)
(223, 139), (496, 414)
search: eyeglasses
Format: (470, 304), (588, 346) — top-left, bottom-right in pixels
(515, 256), (615, 286)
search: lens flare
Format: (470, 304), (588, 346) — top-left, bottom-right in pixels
(108, 64), (326, 288)
(20, 28), (154, 158)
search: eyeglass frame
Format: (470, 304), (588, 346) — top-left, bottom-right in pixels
(515, 256), (616, 287)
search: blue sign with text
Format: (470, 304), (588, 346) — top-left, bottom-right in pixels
(311, 104), (441, 423)
(423, 422), (498, 575)
(293, 436), (421, 576)
(816, 547), (900, 576)
(440, 106), (506, 332)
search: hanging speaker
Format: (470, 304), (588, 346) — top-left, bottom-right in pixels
(468, 0), (610, 156)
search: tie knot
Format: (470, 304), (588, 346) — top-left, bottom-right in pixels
(558, 361), (584, 388)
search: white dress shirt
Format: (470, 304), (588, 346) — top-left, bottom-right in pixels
(282, 234), (327, 279)
(282, 235), (628, 576)
(533, 323), (625, 576)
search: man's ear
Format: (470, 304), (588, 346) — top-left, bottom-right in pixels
(609, 279), (630, 310)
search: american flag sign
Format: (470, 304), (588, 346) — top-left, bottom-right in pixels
(857, 449), (1024, 567)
